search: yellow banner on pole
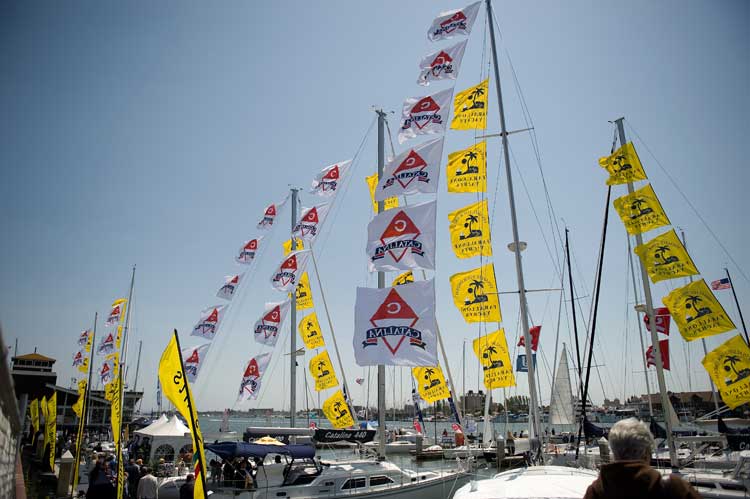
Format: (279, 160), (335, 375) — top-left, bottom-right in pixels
(702, 335), (750, 409)
(412, 366), (451, 403)
(309, 350), (338, 391)
(449, 263), (502, 323)
(392, 270), (414, 287)
(613, 183), (671, 235)
(46, 393), (56, 470)
(598, 141), (648, 185)
(72, 380), (87, 418)
(473, 329), (515, 389)
(366, 173), (399, 213)
(283, 238), (304, 256)
(446, 141), (487, 193)
(40, 395), (48, 446)
(299, 312), (325, 349)
(30, 399), (39, 435)
(322, 390), (354, 429)
(662, 279), (736, 341)
(451, 80), (488, 130)
(448, 199), (492, 258)
(293, 272), (314, 311)
(634, 229), (699, 283)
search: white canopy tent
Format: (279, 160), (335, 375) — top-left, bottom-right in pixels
(133, 414), (192, 464)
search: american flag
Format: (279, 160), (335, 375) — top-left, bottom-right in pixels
(355, 377), (365, 385)
(711, 278), (731, 290)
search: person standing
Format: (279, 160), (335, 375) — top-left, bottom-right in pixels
(125, 458), (141, 498)
(179, 473), (195, 499)
(136, 467), (159, 499)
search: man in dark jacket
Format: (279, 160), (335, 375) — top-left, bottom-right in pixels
(584, 418), (700, 499)
(179, 473), (195, 499)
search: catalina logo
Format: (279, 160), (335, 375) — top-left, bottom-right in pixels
(402, 96), (443, 131)
(387, 150), (429, 189)
(372, 211), (424, 263)
(364, 289), (426, 354)
(429, 51), (454, 77)
(255, 305), (282, 339)
(434, 10), (467, 37)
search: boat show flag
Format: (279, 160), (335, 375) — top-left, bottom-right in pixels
(72, 349), (88, 373)
(237, 352), (271, 401)
(366, 200), (437, 272)
(99, 354), (118, 385)
(292, 272), (314, 310)
(412, 366), (451, 403)
(353, 279), (439, 367)
(712, 278), (732, 290)
(310, 160), (352, 198)
(158, 331), (209, 499)
(446, 140), (487, 193)
(417, 39), (467, 86)
(190, 305), (226, 341)
(398, 87), (453, 144)
(45, 393), (56, 471)
(257, 197), (289, 230)
(235, 237), (263, 264)
(374, 137), (444, 201)
(216, 273), (244, 301)
(71, 380), (86, 418)
(448, 199), (493, 258)
(322, 389), (355, 429)
(449, 263), (503, 323)
(427, 1), (481, 42)
(282, 237), (304, 256)
(701, 335), (750, 409)
(97, 326), (121, 355)
(473, 329), (516, 389)
(662, 279), (736, 341)
(299, 312), (325, 349)
(598, 141), (648, 186)
(78, 329), (91, 347)
(253, 300), (292, 347)
(392, 270), (414, 287)
(270, 249), (312, 293)
(182, 343), (211, 383)
(633, 229), (699, 284)
(612, 183), (671, 235)
(517, 325), (541, 352)
(292, 204), (331, 243)
(366, 172), (399, 213)
(646, 339), (670, 370)
(105, 298), (127, 326)
(644, 307), (671, 335)
(310, 350), (339, 391)
(451, 79), (488, 130)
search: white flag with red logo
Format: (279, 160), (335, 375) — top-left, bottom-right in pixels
(190, 305), (226, 340)
(270, 249), (312, 293)
(77, 330), (90, 346)
(182, 343), (210, 383)
(418, 40), (468, 86)
(257, 197), (289, 230)
(99, 356), (118, 385)
(398, 88), (453, 144)
(427, 1), (481, 42)
(310, 160), (352, 198)
(646, 339), (670, 370)
(237, 352), (272, 401)
(216, 273), (244, 301)
(72, 349), (86, 368)
(253, 300), (292, 346)
(366, 200), (436, 272)
(374, 137), (443, 201)
(97, 330), (117, 355)
(353, 279), (438, 367)
(105, 298), (127, 326)
(293, 204), (331, 243)
(236, 237), (263, 265)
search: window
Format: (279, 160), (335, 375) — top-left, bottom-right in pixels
(341, 477), (366, 490)
(154, 444), (175, 462)
(369, 476), (394, 487)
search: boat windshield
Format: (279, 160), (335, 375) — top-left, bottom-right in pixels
(282, 458), (322, 486)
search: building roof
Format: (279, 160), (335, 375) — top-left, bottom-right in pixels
(13, 352), (56, 363)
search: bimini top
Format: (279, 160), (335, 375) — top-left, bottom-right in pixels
(206, 441), (315, 460)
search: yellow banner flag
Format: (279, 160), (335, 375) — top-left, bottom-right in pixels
(84, 331), (93, 353)
(634, 229), (699, 283)
(613, 183), (671, 235)
(30, 399), (39, 434)
(309, 350), (338, 391)
(702, 335), (750, 409)
(46, 392), (56, 470)
(72, 380), (87, 418)
(366, 173), (399, 213)
(283, 238), (305, 256)
(293, 272), (314, 311)
(77, 355), (89, 374)
(451, 79), (488, 130)
(448, 199), (493, 258)
(392, 270), (414, 286)
(473, 329), (515, 389)
(109, 376), (122, 446)
(412, 366), (451, 403)
(450, 263), (502, 323)
(446, 141), (487, 193)
(299, 312), (325, 349)
(158, 331), (208, 499)
(598, 142), (648, 185)
(662, 279), (736, 341)
(322, 389), (354, 429)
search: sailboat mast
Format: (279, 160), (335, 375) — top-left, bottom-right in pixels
(290, 187), (299, 430)
(485, 0), (541, 438)
(376, 108), (387, 459)
(627, 236), (654, 417)
(614, 118), (677, 468)
(565, 230), (585, 407)
(84, 312), (98, 426)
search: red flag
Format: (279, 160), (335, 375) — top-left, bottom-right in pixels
(413, 418), (423, 434)
(517, 325), (541, 352)
(644, 307), (671, 335)
(646, 339), (670, 370)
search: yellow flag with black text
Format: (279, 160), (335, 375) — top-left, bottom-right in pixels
(392, 270), (414, 287)
(366, 173), (399, 213)
(46, 393), (56, 470)
(450, 264), (502, 323)
(293, 272), (314, 310)
(159, 332), (208, 499)
(299, 312), (325, 349)
(109, 376), (122, 446)
(72, 380), (87, 418)
(446, 141), (487, 193)
(473, 329), (515, 389)
(598, 142), (648, 185)
(40, 395), (48, 446)
(451, 79), (488, 130)
(634, 229), (699, 283)
(412, 366), (450, 403)
(30, 399), (39, 435)
(322, 389), (354, 428)
(702, 335), (750, 409)
(283, 238), (304, 256)
(662, 279), (736, 341)
(448, 199), (492, 258)
(309, 350), (338, 391)
(613, 183), (671, 235)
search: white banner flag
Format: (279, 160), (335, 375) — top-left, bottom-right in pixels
(398, 87), (453, 144)
(257, 197), (289, 230)
(292, 203), (331, 242)
(72, 349), (86, 368)
(366, 200), (436, 272)
(427, 1), (481, 42)
(354, 279), (438, 366)
(237, 352), (272, 401)
(236, 237), (263, 265)
(216, 273), (244, 300)
(253, 300), (292, 346)
(97, 329), (117, 355)
(374, 137), (443, 201)
(417, 40), (467, 86)
(77, 330), (90, 346)
(99, 357), (117, 385)
(190, 305), (226, 340)
(182, 343), (210, 383)
(310, 160), (352, 198)
(270, 249), (312, 293)
(105, 299), (126, 326)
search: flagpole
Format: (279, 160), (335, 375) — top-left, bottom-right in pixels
(614, 117), (677, 469)
(725, 268), (749, 345)
(74, 312), (98, 493)
(117, 265), (136, 497)
(84, 313), (98, 431)
(376, 108), (387, 460)
(290, 187), (299, 431)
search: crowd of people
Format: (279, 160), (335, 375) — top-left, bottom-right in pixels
(85, 454), (196, 499)
(208, 454), (283, 490)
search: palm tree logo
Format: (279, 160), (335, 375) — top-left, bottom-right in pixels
(629, 197), (653, 219)
(653, 245), (678, 267)
(316, 360), (330, 379)
(456, 150), (479, 176)
(296, 282), (308, 300)
(460, 214), (482, 240)
(482, 345), (504, 371)
(423, 368), (441, 391)
(611, 154), (632, 173)
(684, 294), (712, 323)
(333, 400), (348, 420)
(306, 321), (318, 339)
(465, 279), (489, 305)
(722, 355), (750, 385)
(462, 86), (485, 112)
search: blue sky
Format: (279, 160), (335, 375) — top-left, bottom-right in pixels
(1, 0), (748, 413)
